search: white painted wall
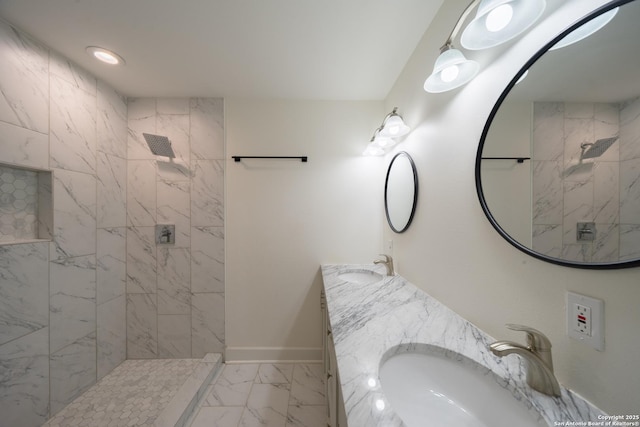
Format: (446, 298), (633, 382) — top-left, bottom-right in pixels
(384, 0), (640, 415)
(481, 101), (532, 246)
(225, 99), (385, 361)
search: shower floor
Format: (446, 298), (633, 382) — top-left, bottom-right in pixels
(43, 355), (221, 427)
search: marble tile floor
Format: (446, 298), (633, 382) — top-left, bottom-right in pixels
(186, 363), (327, 427)
(43, 358), (203, 427)
(40, 359), (326, 427)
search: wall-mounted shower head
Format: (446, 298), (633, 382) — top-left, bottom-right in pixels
(580, 136), (618, 159)
(142, 133), (176, 158)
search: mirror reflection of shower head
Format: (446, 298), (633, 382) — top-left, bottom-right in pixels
(580, 136), (618, 159)
(142, 133), (176, 158)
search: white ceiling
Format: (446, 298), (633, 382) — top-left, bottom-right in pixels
(0, 0), (443, 100)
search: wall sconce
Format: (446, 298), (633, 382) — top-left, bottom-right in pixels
(424, 0), (546, 93)
(549, 6), (618, 51)
(364, 107), (410, 156)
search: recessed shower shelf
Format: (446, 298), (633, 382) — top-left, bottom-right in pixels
(0, 163), (52, 246)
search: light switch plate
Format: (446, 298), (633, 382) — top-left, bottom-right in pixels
(567, 292), (604, 351)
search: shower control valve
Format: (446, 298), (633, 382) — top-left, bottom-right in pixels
(576, 222), (596, 242)
(156, 224), (175, 244)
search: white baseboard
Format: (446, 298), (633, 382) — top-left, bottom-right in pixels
(225, 346), (322, 363)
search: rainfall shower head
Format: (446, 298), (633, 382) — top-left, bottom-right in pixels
(580, 136), (618, 159)
(142, 133), (176, 158)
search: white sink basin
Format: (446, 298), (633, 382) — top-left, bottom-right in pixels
(337, 269), (383, 284)
(379, 350), (547, 427)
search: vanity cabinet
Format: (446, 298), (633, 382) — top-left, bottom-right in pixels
(322, 290), (348, 427)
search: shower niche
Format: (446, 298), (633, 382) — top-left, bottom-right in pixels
(0, 163), (52, 245)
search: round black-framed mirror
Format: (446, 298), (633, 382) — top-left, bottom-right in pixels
(385, 151), (418, 233)
(475, 0), (640, 269)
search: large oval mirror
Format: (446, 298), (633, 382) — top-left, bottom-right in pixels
(385, 151), (418, 233)
(476, 0), (640, 268)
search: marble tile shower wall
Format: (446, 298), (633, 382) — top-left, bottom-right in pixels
(0, 17), (128, 427)
(125, 97), (225, 360)
(532, 99), (640, 262)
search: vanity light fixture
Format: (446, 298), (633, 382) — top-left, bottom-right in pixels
(363, 107), (410, 156)
(460, 0), (546, 50)
(424, 0), (546, 93)
(379, 110), (410, 138)
(424, 47), (479, 93)
(549, 7), (618, 50)
(363, 144), (386, 157)
(86, 46), (125, 65)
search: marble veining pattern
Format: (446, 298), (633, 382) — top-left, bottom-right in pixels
(157, 113), (190, 166)
(0, 327), (49, 427)
(620, 97), (640, 160)
(157, 247), (191, 314)
(97, 152), (127, 228)
(49, 332), (97, 415)
(0, 242), (49, 345)
(191, 160), (224, 227)
(158, 314), (192, 358)
(127, 98), (157, 160)
(50, 169), (97, 260)
(97, 81), (127, 159)
(125, 97), (225, 360)
(126, 226), (157, 294)
(321, 264), (606, 427)
(190, 98), (225, 160)
(531, 99), (640, 261)
(127, 293), (158, 359)
(620, 224), (640, 260)
(49, 74), (97, 175)
(191, 226), (225, 293)
(96, 227), (126, 304)
(49, 255), (97, 354)
(0, 121), (49, 170)
(157, 179), (191, 248)
(191, 362), (326, 427)
(49, 50), (97, 95)
(620, 157), (640, 224)
(0, 19), (49, 134)
(0, 19), (130, 426)
(97, 294), (126, 380)
(532, 102), (563, 161)
(127, 160), (157, 226)
(191, 292), (225, 358)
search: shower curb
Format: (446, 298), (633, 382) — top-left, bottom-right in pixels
(153, 353), (223, 427)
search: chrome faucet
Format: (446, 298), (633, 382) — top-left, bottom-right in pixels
(489, 324), (561, 397)
(374, 254), (394, 276)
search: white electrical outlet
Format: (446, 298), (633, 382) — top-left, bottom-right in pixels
(574, 303), (591, 335)
(567, 292), (604, 351)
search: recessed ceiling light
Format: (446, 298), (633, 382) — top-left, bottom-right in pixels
(85, 46), (125, 65)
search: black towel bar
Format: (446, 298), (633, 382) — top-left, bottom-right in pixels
(232, 156), (308, 162)
(481, 157), (530, 163)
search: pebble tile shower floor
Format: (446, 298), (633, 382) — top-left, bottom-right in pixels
(43, 358), (202, 426)
(41, 360), (326, 427)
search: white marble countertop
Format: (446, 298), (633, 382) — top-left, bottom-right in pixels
(321, 264), (605, 427)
